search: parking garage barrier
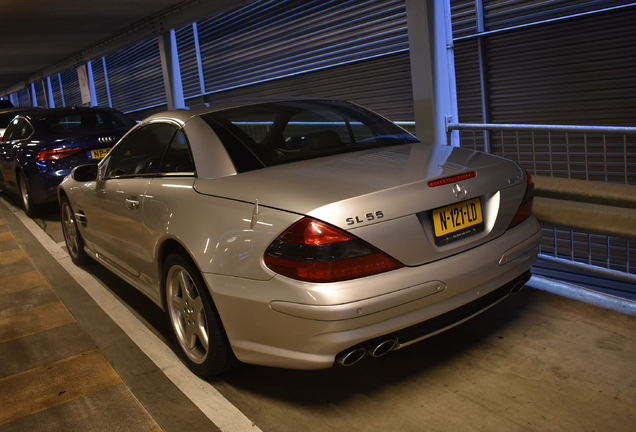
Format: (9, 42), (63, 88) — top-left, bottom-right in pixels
(447, 122), (636, 291)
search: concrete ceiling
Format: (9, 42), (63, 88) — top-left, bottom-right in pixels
(0, 0), (248, 95)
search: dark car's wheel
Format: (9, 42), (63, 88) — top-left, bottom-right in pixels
(18, 173), (42, 218)
(163, 251), (237, 378)
(60, 196), (90, 265)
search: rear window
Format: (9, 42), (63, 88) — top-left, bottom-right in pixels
(38, 111), (135, 134)
(201, 100), (419, 173)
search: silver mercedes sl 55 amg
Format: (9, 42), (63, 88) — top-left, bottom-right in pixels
(58, 99), (541, 377)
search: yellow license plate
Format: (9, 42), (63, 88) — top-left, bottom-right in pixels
(88, 147), (111, 160)
(432, 198), (484, 245)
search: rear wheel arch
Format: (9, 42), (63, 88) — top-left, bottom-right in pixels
(158, 239), (193, 308)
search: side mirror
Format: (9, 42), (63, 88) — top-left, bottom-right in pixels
(72, 164), (99, 182)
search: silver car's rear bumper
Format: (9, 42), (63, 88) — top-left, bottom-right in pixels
(204, 217), (542, 370)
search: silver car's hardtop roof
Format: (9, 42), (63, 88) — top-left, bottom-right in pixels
(142, 98), (352, 125)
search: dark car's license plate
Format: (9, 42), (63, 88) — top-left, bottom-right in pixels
(88, 148), (111, 160)
(432, 198), (484, 245)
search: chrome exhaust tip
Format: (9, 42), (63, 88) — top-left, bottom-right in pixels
(369, 339), (398, 358)
(336, 348), (367, 367)
(510, 280), (526, 295)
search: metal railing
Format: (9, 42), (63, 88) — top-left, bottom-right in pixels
(448, 123), (636, 185)
(447, 122), (636, 291)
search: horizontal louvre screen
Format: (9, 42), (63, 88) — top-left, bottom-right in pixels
(91, 59), (110, 107)
(450, 1), (636, 287)
(483, 0), (631, 31)
(454, 38), (483, 124)
(60, 69), (82, 107)
(176, 24), (204, 99)
(105, 38), (166, 113)
(195, 0), (409, 94)
(17, 88), (29, 107)
(454, 38), (488, 151)
(193, 51), (414, 129)
(486, 6), (636, 127)
(52, 74), (64, 107)
(451, 1), (636, 131)
(33, 81), (45, 107)
(451, 0), (478, 37)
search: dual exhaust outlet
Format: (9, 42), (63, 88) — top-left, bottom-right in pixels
(336, 338), (399, 367)
(335, 279), (527, 367)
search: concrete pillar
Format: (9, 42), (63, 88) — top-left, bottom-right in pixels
(406, 0), (459, 146)
(101, 57), (113, 108)
(86, 61), (99, 107)
(29, 82), (38, 107)
(45, 77), (55, 108)
(158, 30), (186, 110)
(57, 73), (66, 107)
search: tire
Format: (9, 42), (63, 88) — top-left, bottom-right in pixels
(19, 173), (42, 218)
(163, 251), (237, 378)
(60, 196), (90, 265)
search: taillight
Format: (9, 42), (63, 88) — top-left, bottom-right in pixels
(507, 171), (535, 229)
(264, 217), (403, 283)
(36, 147), (83, 161)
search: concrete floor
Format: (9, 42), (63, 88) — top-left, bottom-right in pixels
(216, 287), (636, 432)
(0, 219), (161, 432)
(1, 196), (635, 432)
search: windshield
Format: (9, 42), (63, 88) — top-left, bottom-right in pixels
(201, 100), (419, 172)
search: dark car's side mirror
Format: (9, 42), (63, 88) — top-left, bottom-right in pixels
(72, 164), (99, 182)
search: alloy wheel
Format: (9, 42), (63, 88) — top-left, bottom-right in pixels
(61, 201), (80, 258)
(166, 264), (210, 364)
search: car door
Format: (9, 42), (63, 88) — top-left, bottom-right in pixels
(0, 117), (35, 191)
(83, 122), (179, 276)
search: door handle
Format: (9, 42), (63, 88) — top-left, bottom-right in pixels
(125, 197), (140, 210)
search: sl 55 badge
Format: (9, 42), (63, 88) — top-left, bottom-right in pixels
(346, 211), (384, 225)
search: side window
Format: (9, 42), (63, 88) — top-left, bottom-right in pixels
(158, 130), (195, 174)
(106, 123), (177, 178)
(3, 118), (33, 142)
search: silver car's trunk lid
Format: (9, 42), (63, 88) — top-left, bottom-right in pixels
(194, 143), (527, 265)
